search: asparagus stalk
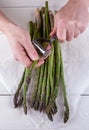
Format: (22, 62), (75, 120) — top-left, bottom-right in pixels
(45, 5), (56, 113)
(23, 61), (37, 114)
(60, 50), (69, 123)
(16, 95), (23, 107)
(47, 11), (54, 98)
(33, 8), (42, 40)
(46, 39), (61, 121)
(30, 68), (40, 109)
(51, 102), (57, 115)
(30, 7), (43, 110)
(46, 45), (54, 106)
(38, 5), (48, 111)
(14, 69), (25, 107)
(42, 14), (46, 38)
(35, 8), (42, 30)
(33, 65), (44, 110)
(44, 1), (52, 107)
(29, 21), (34, 40)
(45, 1), (50, 38)
(39, 61), (47, 111)
(33, 7), (46, 110)
(49, 11), (54, 30)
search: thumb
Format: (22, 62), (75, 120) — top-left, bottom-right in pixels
(50, 27), (56, 36)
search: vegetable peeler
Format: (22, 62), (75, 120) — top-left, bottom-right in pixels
(32, 36), (57, 59)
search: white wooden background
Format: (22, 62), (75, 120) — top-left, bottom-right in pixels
(0, 0), (89, 130)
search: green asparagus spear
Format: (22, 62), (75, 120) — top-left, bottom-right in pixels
(44, 1), (52, 107)
(34, 65), (44, 110)
(29, 21), (34, 40)
(39, 61), (47, 111)
(45, 1), (50, 38)
(23, 61), (37, 114)
(14, 69), (25, 108)
(46, 45), (54, 106)
(60, 50), (69, 123)
(30, 68), (40, 109)
(46, 39), (61, 121)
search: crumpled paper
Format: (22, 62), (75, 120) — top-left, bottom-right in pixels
(0, 27), (89, 129)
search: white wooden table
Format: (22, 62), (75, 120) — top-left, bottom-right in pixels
(0, 1), (89, 130)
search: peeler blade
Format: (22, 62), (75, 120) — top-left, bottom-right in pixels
(32, 36), (57, 59)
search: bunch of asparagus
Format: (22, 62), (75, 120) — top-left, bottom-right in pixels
(13, 1), (69, 123)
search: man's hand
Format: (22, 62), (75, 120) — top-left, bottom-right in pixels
(50, 0), (89, 42)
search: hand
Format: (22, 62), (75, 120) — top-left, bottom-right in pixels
(0, 11), (44, 67)
(50, 0), (89, 42)
(6, 23), (42, 67)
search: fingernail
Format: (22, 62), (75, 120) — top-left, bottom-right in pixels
(31, 53), (39, 60)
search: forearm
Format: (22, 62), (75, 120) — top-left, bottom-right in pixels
(0, 11), (13, 33)
(69, 0), (89, 2)
(69, 0), (89, 6)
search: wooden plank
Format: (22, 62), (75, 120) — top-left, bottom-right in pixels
(0, 96), (89, 130)
(0, 0), (67, 8)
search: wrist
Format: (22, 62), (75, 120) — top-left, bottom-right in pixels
(68, 0), (89, 6)
(0, 11), (14, 34)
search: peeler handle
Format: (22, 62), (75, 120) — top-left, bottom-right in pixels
(32, 40), (46, 55)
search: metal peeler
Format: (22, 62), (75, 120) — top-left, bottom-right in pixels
(32, 36), (57, 59)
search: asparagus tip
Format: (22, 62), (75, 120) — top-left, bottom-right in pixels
(23, 105), (27, 115)
(34, 101), (39, 110)
(64, 108), (69, 123)
(13, 95), (18, 108)
(30, 101), (35, 108)
(39, 102), (43, 112)
(17, 97), (23, 106)
(47, 112), (53, 121)
(51, 107), (57, 115)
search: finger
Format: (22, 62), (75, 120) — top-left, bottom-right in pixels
(73, 23), (81, 38)
(36, 60), (44, 67)
(22, 39), (39, 61)
(46, 44), (51, 50)
(50, 27), (56, 36)
(80, 25), (86, 33)
(74, 30), (80, 38)
(50, 14), (57, 36)
(57, 25), (66, 43)
(66, 29), (74, 42)
(17, 50), (32, 67)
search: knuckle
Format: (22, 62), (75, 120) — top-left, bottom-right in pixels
(25, 60), (31, 67)
(57, 34), (65, 43)
(25, 63), (31, 67)
(74, 32), (79, 38)
(57, 37), (64, 43)
(81, 24), (87, 32)
(67, 37), (72, 42)
(13, 42), (20, 50)
(58, 37), (65, 43)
